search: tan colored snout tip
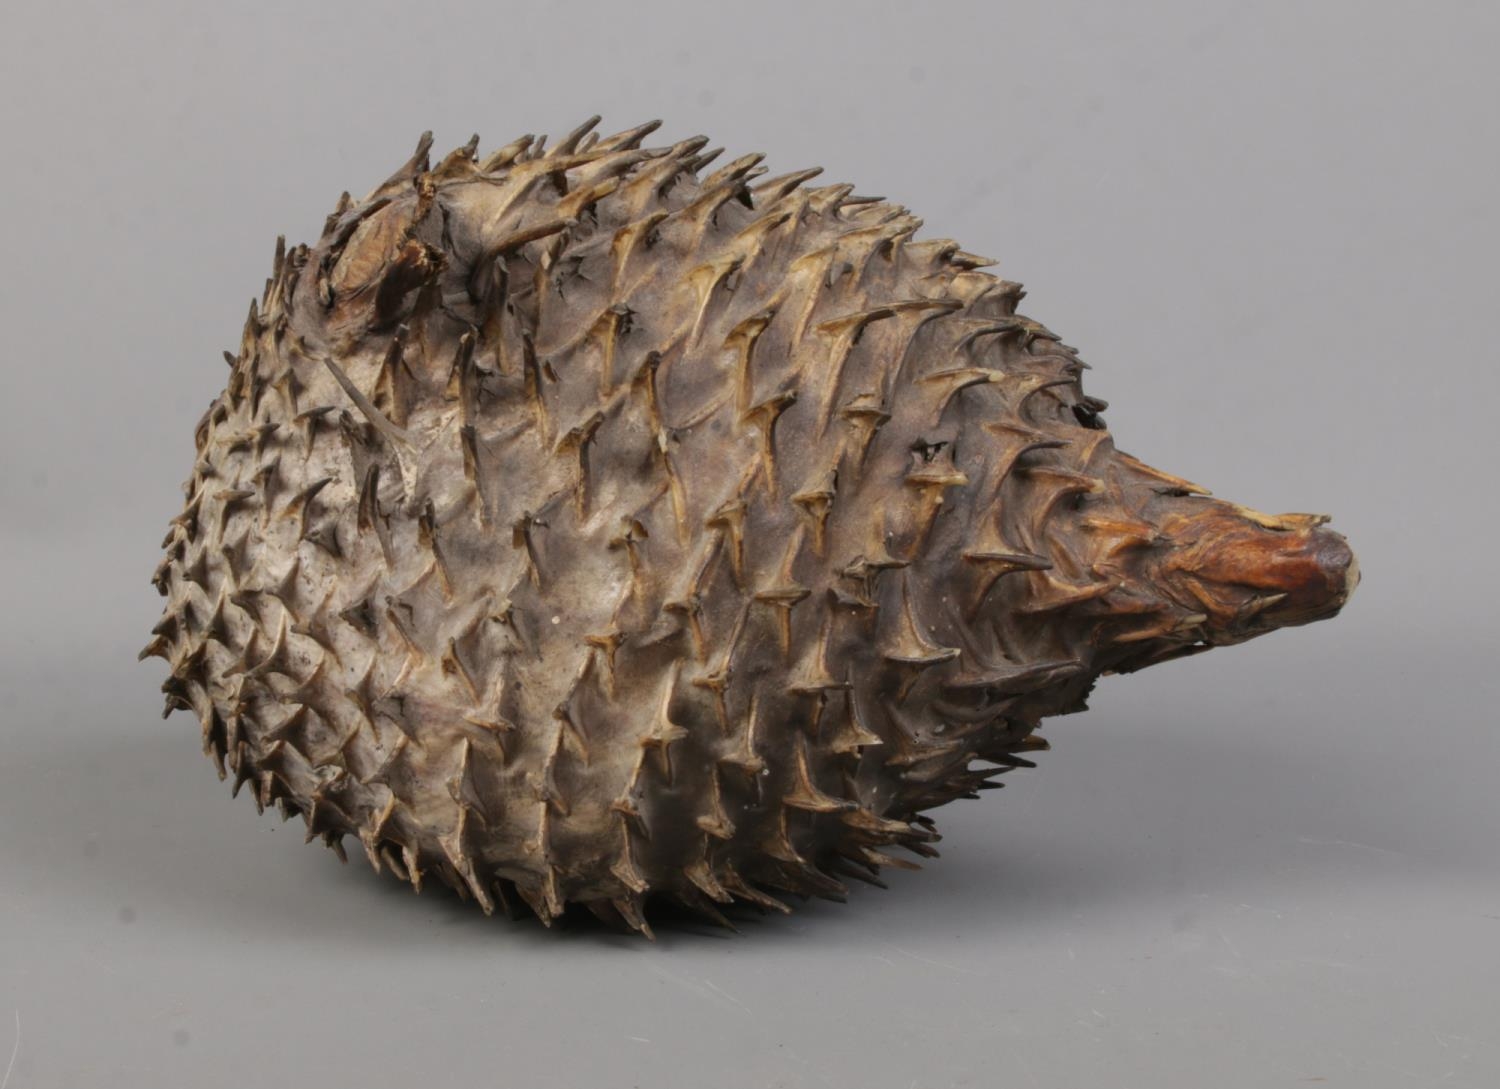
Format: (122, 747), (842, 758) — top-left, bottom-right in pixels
(1157, 503), (1359, 640)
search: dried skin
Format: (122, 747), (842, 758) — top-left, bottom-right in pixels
(145, 119), (1357, 932)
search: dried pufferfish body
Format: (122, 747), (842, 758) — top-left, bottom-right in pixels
(144, 118), (1357, 933)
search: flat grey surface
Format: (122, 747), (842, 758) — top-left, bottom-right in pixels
(2, 2), (1497, 1087)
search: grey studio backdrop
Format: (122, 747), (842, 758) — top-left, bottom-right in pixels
(1, 2), (1496, 1087)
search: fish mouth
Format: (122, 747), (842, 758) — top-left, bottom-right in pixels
(1152, 502), (1359, 645)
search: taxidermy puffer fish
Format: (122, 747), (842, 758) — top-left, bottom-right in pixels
(143, 118), (1358, 934)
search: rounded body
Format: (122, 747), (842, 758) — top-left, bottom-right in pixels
(145, 120), (1356, 930)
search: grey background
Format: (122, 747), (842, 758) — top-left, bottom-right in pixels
(1, 1), (1496, 1086)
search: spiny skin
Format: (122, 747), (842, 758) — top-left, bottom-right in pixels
(144, 118), (1358, 933)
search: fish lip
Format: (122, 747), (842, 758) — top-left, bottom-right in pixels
(1340, 549), (1362, 601)
(1278, 526), (1359, 624)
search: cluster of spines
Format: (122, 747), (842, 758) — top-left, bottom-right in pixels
(145, 119), (1212, 934)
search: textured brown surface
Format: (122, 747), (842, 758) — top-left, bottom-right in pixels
(143, 118), (1357, 934)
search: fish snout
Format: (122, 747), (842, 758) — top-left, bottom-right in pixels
(1155, 503), (1358, 642)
